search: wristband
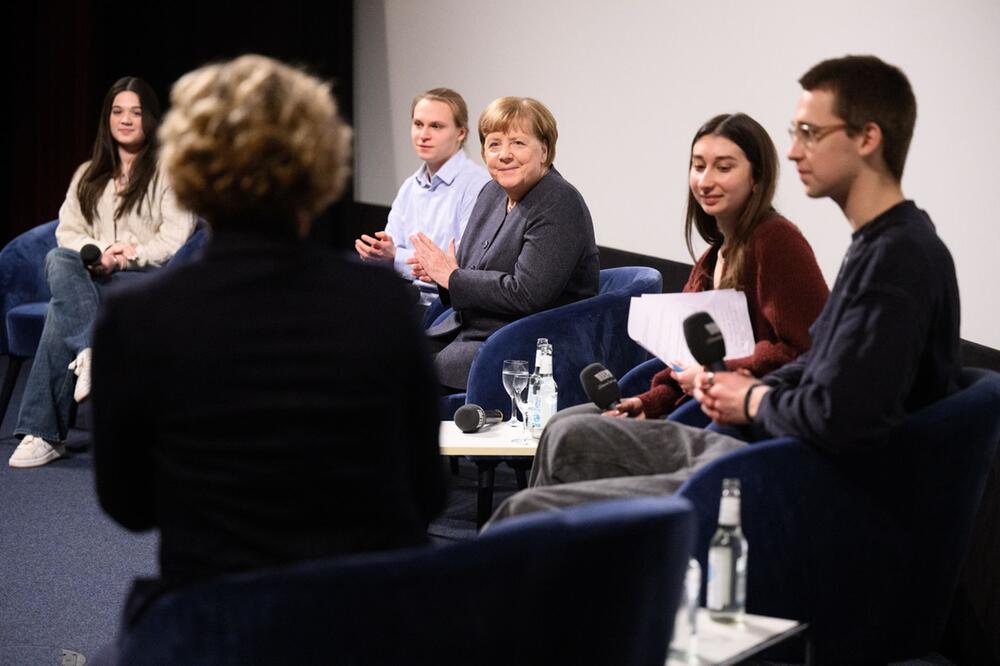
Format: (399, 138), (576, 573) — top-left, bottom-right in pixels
(743, 383), (766, 422)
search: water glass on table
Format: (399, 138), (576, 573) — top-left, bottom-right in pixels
(502, 360), (529, 428)
(513, 383), (533, 444)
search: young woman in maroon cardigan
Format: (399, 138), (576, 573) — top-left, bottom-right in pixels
(611, 112), (829, 419)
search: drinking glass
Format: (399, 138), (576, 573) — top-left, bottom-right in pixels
(513, 383), (533, 444)
(501, 360), (529, 428)
(670, 558), (701, 660)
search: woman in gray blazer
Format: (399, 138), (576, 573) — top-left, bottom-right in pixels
(411, 97), (600, 390)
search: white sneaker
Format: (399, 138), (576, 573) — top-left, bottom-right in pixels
(69, 347), (92, 403)
(8, 435), (66, 468)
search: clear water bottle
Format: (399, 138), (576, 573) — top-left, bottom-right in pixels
(528, 339), (557, 438)
(707, 478), (748, 623)
(526, 339), (546, 431)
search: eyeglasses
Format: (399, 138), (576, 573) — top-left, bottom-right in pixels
(787, 122), (853, 149)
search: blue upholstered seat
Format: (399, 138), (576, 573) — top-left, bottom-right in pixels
(676, 368), (1000, 663)
(0, 219), (210, 426)
(1, 221), (59, 426)
(97, 496), (695, 666)
(437, 266), (663, 419)
(1, 221), (59, 357)
(619, 356), (665, 398)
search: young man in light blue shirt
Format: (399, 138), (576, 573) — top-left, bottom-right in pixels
(357, 88), (490, 284)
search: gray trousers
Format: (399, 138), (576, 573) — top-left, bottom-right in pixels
(484, 404), (747, 529)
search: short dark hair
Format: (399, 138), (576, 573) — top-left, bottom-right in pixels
(799, 55), (916, 181)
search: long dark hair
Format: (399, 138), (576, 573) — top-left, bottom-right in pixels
(684, 113), (779, 290)
(77, 77), (162, 225)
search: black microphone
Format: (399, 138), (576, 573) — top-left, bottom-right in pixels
(454, 404), (503, 433)
(579, 362), (622, 410)
(683, 311), (727, 371)
(80, 244), (102, 267)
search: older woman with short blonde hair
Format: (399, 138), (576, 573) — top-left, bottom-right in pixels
(92, 55), (446, 611)
(412, 96), (600, 391)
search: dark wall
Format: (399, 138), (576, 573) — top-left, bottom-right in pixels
(6, 1), (353, 248)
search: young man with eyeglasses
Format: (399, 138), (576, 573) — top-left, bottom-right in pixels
(692, 54), (960, 446)
(486, 55), (961, 527)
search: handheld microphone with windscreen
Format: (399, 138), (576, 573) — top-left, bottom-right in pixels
(80, 244), (102, 268)
(454, 404), (504, 433)
(682, 311), (727, 371)
(579, 362), (622, 410)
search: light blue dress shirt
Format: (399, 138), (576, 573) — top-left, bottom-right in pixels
(385, 150), (491, 279)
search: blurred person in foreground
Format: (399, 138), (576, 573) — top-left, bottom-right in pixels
(91, 55), (446, 620)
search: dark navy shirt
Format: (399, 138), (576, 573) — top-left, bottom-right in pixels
(754, 201), (961, 452)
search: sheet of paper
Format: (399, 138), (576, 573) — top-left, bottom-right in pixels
(627, 290), (755, 365)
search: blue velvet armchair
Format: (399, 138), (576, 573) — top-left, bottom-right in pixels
(619, 357), (666, 399)
(0, 219), (210, 427)
(676, 368), (1000, 663)
(437, 266), (663, 419)
(0, 221), (59, 427)
(97, 496), (695, 666)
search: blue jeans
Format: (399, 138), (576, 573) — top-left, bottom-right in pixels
(14, 247), (152, 442)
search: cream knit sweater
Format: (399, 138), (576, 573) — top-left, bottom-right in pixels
(56, 161), (196, 268)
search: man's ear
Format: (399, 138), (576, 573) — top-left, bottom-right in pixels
(856, 121), (884, 159)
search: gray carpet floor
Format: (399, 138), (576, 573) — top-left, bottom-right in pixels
(0, 428), (157, 664)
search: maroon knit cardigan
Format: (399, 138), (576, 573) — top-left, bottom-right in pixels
(636, 214), (829, 418)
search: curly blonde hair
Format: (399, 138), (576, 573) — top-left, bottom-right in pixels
(159, 54), (352, 232)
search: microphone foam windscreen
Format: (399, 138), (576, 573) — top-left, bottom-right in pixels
(454, 404), (485, 433)
(579, 362), (621, 410)
(683, 311), (726, 368)
(80, 244), (102, 266)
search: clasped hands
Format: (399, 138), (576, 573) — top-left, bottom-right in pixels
(355, 231), (458, 288)
(91, 242), (137, 275)
(692, 369), (769, 425)
(407, 232), (458, 289)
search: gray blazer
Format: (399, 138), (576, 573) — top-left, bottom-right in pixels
(433, 167), (599, 389)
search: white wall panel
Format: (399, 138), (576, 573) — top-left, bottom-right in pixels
(356, 0), (1000, 347)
